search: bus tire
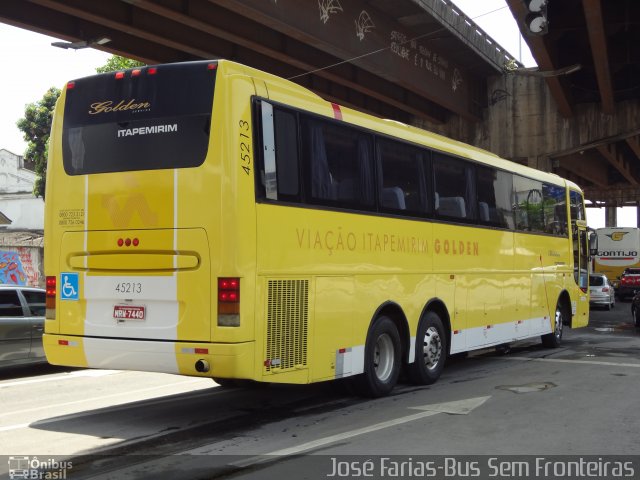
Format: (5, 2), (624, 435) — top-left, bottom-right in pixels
(354, 315), (401, 398)
(408, 311), (447, 385)
(541, 301), (565, 348)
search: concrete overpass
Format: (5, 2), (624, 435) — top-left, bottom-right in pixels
(1, 0), (638, 223)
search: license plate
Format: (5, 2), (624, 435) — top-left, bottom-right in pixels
(113, 305), (146, 321)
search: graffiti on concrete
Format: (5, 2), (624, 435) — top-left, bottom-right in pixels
(0, 250), (28, 285)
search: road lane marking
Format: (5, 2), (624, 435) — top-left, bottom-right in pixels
(0, 380), (220, 431)
(0, 369), (120, 388)
(500, 356), (640, 368)
(0, 422), (29, 432)
(231, 396), (490, 467)
(0, 377), (212, 419)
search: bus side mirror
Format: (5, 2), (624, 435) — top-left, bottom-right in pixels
(588, 230), (598, 256)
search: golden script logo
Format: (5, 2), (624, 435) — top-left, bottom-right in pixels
(88, 99), (151, 115)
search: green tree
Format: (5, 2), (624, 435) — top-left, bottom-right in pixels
(95, 55), (145, 73)
(16, 86), (60, 198)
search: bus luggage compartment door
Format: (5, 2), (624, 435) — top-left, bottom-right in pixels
(58, 228), (211, 342)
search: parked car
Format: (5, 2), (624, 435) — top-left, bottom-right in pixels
(617, 267), (640, 299)
(589, 273), (615, 310)
(0, 285), (46, 368)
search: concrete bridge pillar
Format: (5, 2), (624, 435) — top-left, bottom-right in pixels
(605, 207), (617, 227)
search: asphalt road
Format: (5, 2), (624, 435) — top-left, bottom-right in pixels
(1, 302), (639, 480)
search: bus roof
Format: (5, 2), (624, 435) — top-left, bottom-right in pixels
(220, 59), (579, 192)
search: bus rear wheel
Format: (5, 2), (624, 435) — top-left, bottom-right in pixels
(354, 315), (401, 397)
(541, 302), (565, 348)
(408, 311), (447, 385)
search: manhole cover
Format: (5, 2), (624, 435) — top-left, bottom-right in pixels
(496, 382), (556, 394)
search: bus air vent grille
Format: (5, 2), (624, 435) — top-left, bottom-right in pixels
(266, 279), (309, 373)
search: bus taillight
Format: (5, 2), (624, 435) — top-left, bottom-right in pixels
(218, 277), (240, 326)
(46, 276), (56, 319)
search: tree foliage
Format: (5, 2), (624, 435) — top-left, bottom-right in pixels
(95, 55), (145, 73)
(16, 87), (60, 198)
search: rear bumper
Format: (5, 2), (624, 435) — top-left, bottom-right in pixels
(589, 294), (612, 305)
(43, 334), (255, 379)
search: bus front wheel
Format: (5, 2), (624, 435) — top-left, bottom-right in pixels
(408, 311), (447, 385)
(541, 302), (565, 348)
(354, 315), (401, 397)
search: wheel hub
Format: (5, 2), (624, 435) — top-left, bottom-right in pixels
(374, 333), (394, 382)
(422, 326), (442, 370)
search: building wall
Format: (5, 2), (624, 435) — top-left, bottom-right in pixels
(0, 194), (44, 230)
(0, 149), (37, 194)
(0, 149), (44, 287)
(0, 148), (43, 231)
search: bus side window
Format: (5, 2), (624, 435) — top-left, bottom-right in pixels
(274, 108), (300, 200)
(433, 153), (476, 221)
(514, 175), (544, 233)
(476, 166), (514, 229)
(301, 116), (374, 210)
(377, 138), (429, 215)
(542, 183), (568, 236)
(570, 190), (585, 222)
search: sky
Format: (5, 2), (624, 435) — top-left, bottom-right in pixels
(0, 2), (634, 228)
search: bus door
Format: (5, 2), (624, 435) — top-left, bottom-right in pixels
(572, 225), (590, 326)
(570, 187), (590, 327)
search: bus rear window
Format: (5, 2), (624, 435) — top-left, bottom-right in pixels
(62, 61), (216, 175)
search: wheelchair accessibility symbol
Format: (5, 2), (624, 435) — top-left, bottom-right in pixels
(60, 273), (79, 300)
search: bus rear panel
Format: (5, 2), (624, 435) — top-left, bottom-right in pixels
(44, 61), (257, 379)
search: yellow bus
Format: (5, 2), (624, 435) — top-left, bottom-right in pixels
(44, 60), (591, 397)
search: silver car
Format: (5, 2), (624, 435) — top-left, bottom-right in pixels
(0, 285), (46, 367)
(589, 274), (615, 310)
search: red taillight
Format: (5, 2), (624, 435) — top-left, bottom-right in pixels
(46, 276), (56, 297)
(218, 277), (240, 317)
(67, 81), (75, 90)
(208, 63), (217, 70)
(131, 69), (141, 77)
(46, 276), (56, 318)
(602, 287), (609, 292)
(147, 67), (157, 75)
(115, 71), (125, 79)
(218, 278), (239, 302)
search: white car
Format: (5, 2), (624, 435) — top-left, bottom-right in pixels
(589, 274), (615, 310)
